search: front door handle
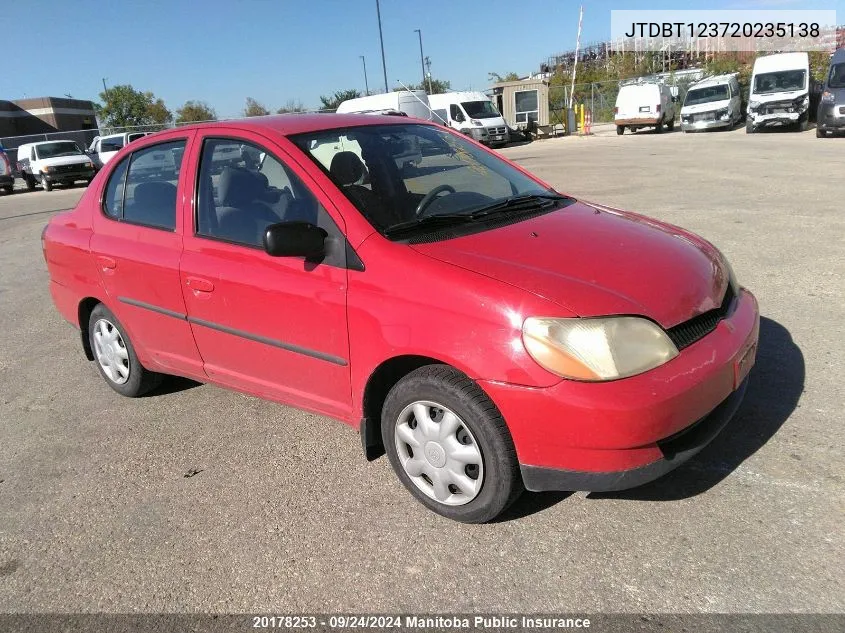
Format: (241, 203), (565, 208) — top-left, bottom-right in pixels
(186, 276), (214, 293)
(96, 255), (116, 270)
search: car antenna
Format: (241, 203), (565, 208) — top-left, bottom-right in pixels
(394, 79), (448, 125)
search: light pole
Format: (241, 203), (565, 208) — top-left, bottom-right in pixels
(360, 56), (370, 96)
(413, 29), (426, 92)
(375, 0), (388, 93)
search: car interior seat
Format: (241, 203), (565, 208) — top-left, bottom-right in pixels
(126, 181), (177, 228)
(215, 167), (282, 245)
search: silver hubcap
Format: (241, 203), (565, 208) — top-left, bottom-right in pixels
(394, 401), (484, 506)
(92, 318), (130, 385)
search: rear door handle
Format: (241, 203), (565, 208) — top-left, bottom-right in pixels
(96, 255), (116, 270)
(186, 276), (214, 293)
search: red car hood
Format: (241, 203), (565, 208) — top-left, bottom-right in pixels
(410, 201), (729, 328)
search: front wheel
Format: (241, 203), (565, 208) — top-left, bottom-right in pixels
(745, 120), (755, 134)
(616, 125), (625, 135)
(816, 127), (826, 138)
(1, 185), (12, 194)
(40, 174), (52, 191)
(381, 365), (523, 523)
(88, 304), (163, 397)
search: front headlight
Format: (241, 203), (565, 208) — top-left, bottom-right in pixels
(821, 91), (835, 104)
(748, 100), (760, 111)
(796, 95), (809, 110)
(471, 119), (483, 126)
(716, 108), (729, 119)
(42, 165), (54, 173)
(522, 316), (679, 381)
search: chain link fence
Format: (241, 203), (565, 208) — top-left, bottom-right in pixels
(548, 75), (703, 128)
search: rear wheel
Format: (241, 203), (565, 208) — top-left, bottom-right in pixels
(666, 118), (675, 131)
(381, 365), (523, 523)
(616, 125), (625, 135)
(655, 119), (664, 133)
(1, 185), (12, 194)
(88, 304), (162, 397)
(24, 174), (35, 191)
(40, 174), (52, 192)
(745, 120), (755, 134)
(816, 127), (825, 138)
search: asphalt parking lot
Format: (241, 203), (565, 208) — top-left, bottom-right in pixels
(0, 126), (842, 614)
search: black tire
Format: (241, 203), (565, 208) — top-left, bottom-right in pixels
(616, 125), (624, 135)
(24, 174), (35, 191)
(88, 303), (163, 397)
(666, 118), (675, 131)
(655, 119), (664, 133)
(1, 185), (12, 194)
(381, 365), (523, 523)
(745, 120), (755, 134)
(40, 174), (52, 192)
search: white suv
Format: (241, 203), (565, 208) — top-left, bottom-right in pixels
(87, 132), (148, 169)
(16, 140), (96, 192)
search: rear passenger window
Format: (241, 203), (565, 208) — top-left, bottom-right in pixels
(103, 157), (129, 218)
(102, 140), (185, 230)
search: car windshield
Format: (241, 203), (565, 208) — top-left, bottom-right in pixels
(36, 141), (83, 159)
(829, 63), (845, 89)
(461, 100), (500, 119)
(291, 123), (569, 239)
(753, 70), (806, 94)
(684, 84), (729, 106)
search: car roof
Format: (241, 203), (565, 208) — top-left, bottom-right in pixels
(689, 74), (737, 89)
(159, 113), (421, 138)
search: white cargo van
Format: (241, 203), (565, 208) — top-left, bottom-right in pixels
(427, 92), (509, 147)
(336, 90), (433, 121)
(87, 132), (148, 169)
(614, 80), (677, 134)
(747, 52), (811, 133)
(680, 74), (743, 132)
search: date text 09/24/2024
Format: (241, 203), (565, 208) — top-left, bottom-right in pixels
(251, 615), (592, 629)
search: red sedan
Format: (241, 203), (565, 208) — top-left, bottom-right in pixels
(43, 115), (759, 522)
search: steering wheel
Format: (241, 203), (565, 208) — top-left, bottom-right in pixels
(415, 184), (457, 216)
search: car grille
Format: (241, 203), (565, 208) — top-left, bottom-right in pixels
(839, 106), (845, 114)
(55, 164), (85, 173)
(667, 284), (736, 350)
(760, 100), (795, 114)
(693, 112), (716, 122)
(487, 126), (507, 135)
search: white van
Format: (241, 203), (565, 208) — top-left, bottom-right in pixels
(680, 74), (743, 132)
(16, 140), (96, 191)
(427, 92), (509, 147)
(747, 52), (811, 133)
(336, 90), (433, 121)
(87, 132), (148, 169)
(614, 80), (677, 134)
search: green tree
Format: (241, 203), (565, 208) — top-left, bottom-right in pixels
(488, 71), (520, 83)
(97, 85), (172, 128)
(319, 89), (362, 111)
(277, 99), (307, 113)
(175, 100), (217, 123)
(394, 78), (451, 94)
(244, 97), (270, 117)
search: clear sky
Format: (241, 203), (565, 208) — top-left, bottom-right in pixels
(4, 0), (841, 116)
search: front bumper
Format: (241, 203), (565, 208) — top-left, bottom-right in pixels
(681, 118), (732, 132)
(748, 110), (803, 128)
(817, 103), (845, 131)
(480, 288), (759, 491)
(43, 168), (94, 183)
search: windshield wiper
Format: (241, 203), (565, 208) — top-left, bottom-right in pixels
(383, 193), (572, 238)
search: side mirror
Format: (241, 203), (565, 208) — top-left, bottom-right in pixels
(263, 221), (327, 259)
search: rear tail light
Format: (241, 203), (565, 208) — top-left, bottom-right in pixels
(656, 104), (662, 113)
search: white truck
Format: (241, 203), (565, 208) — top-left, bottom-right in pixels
(335, 90), (434, 120)
(16, 140), (96, 191)
(746, 52), (811, 133)
(614, 79), (677, 134)
(87, 132), (148, 169)
(426, 92), (509, 147)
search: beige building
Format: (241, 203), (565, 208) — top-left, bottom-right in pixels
(490, 78), (551, 131)
(0, 97), (98, 154)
